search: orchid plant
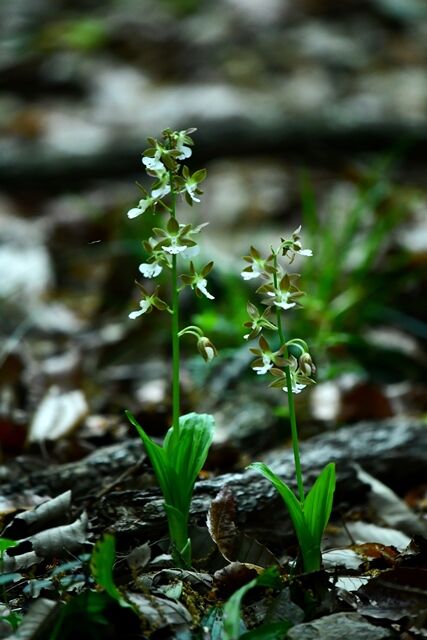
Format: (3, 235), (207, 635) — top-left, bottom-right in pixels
(125, 128), (216, 567)
(242, 228), (336, 572)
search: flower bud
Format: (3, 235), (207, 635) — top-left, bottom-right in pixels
(197, 337), (218, 362)
(299, 352), (316, 377)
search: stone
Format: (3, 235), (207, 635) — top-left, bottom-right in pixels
(287, 612), (394, 640)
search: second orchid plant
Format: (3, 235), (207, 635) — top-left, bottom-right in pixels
(242, 229), (336, 573)
(125, 128), (217, 567)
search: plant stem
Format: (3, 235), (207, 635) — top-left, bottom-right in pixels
(170, 174), (180, 435)
(273, 253), (305, 502)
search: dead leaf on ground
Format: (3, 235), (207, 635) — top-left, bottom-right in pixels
(357, 568), (427, 627)
(207, 486), (277, 568)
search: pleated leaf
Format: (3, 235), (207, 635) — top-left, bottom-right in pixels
(304, 462), (336, 545)
(126, 410), (214, 563)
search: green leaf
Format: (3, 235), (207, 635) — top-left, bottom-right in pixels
(223, 567), (281, 640)
(304, 463), (336, 546)
(223, 579), (253, 639)
(249, 463), (310, 548)
(50, 591), (111, 640)
(163, 502), (190, 563)
(126, 411), (214, 563)
(250, 463), (322, 573)
(0, 538), (18, 554)
(125, 410), (170, 499)
(163, 412), (214, 515)
(90, 534), (132, 609)
(1, 610), (22, 632)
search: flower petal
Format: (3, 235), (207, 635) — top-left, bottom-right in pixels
(163, 244), (188, 255)
(139, 263), (162, 278)
(177, 145), (192, 160)
(185, 183), (201, 202)
(274, 301), (296, 310)
(152, 183), (171, 199)
(241, 269), (260, 280)
(253, 363), (273, 375)
(129, 309), (144, 319)
(143, 155), (165, 172)
(127, 207), (143, 219)
(196, 278), (214, 300)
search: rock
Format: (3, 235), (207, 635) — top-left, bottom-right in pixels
(224, 0), (287, 26)
(287, 612), (394, 640)
(203, 159), (291, 228)
(3, 417), (423, 553)
(284, 21), (372, 68)
(0, 210), (52, 310)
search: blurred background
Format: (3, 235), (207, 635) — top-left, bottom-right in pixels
(1, 0), (426, 458)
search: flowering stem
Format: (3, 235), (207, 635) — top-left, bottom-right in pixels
(178, 327), (203, 339)
(170, 174), (180, 435)
(273, 253), (305, 503)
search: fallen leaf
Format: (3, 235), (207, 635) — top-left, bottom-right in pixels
(29, 387), (88, 442)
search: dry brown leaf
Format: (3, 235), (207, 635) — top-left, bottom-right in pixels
(206, 485), (239, 561)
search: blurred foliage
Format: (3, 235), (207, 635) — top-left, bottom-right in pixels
(192, 273), (249, 346)
(160, 0), (201, 16)
(190, 157), (425, 384)
(38, 18), (108, 52)
(296, 158), (424, 381)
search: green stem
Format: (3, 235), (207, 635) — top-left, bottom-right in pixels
(170, 174), (180, 435)
(273, 253), (305, 502)
(178, 328), (202, 339)
(178, 325), (203, 337)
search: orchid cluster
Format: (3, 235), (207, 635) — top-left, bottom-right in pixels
(123, 127), (335, 571)
(243, 230), (336, 574)
(125, 129), (217, 567)
(127, 128), (217, 363)
(241, 227), (315, 394)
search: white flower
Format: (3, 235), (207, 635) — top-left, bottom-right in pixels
(283, 225), (313, 260)
(152, 181), (171, 200)
(139, 262), (162, 278)
(283, 382), (306, 394)
(268, 291), (296, 310)
(253, 354), (273, 375)
(162, 237), (188, 255)
(185, 181), (201, 203)
(163, 245), (188, 255)
(127, 196), (154, 219)
(129, 299), (151, 319)
(176, 131), (192, 160)
(177, 142), (192, 160)
(143, 150), (165, 173)
(241, 265), (262, 280)
(195, 278), (214, 300)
